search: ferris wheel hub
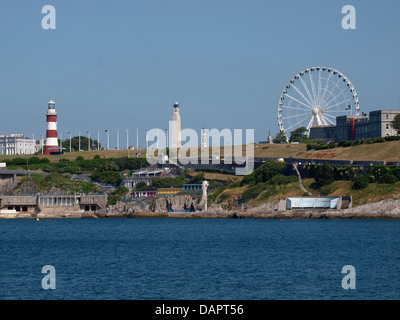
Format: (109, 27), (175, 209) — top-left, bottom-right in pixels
(312, 107), (322, 116)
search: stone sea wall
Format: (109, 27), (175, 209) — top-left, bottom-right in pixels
(1, 196), (399, 219)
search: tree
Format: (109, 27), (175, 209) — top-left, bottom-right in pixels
(135, 182), (148, 191)
(62, 136), (101, 152)
(254, 160), (286, 184)
(315, 162), (334, 187)
(391, 114), (400, 135)
(273, 131), (287, 143)
(289, 127), (309, 143)
(352, 175), (369, 190)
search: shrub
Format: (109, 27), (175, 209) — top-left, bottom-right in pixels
(208, 185), (227, 203)
(11, 158), (26, 166)
(253, 160), (286, 184)
(40, 158), (50, 164)
(352, 175), (369, 190)
(240, 172), (256, 186)
(384, 136), (400, 141)
(42, 165), (54, 172)
(188, 173), (205, 184)
(315, 162), (334, 187)
(373, 137), (385, 143)
(241, 183), (269, 201)
(150, 174), (187, 188)
(28, 156), (41, 164)
(107, 186), (129, 206)
(269, 174), (297, 185)
(217, 192), (231, 203)
(90, 171), (122, 186)
(320, 184), (333, 196)
(379, 173), (398, 184)
(135, 182), (148, 191)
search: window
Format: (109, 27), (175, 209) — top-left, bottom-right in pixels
(386, 124), (389, 130)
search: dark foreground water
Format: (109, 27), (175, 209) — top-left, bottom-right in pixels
(0, 218), (399, 300)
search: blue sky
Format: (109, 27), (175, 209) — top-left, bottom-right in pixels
(0, 0), (399, 148)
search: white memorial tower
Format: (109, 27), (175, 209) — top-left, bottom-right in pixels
(170, 102), (182, 149)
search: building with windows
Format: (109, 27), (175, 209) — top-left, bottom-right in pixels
(309, 109), (400, 142)
(0, 134), (36, 155)
(124, 169), (165, 189)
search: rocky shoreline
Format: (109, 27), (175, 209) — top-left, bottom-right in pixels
(1, 199), (399, 219)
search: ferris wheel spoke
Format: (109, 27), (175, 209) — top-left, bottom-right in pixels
(321, 115), (329, 126)
(324, 97), (354, 111)
(321, 115), (336, 125)
(290, 82), (314, 107)
(306, 116), (315, 131)
(323, 86), (349, 108)
(284, 93), (313, 110)
(299, 75), (315, 107)
(321, 71), (333, 101)
(322, 113), (338, 120)
(317, 69), (323, 101)
(285, 117), (310, 132)
(280, 104), (311, 112)
(309, 72), (318, 103)
(281, 112), (310, 120)
(324, 109), (351, 114)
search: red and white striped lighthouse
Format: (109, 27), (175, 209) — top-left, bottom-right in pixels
(43, 97), (59, 155)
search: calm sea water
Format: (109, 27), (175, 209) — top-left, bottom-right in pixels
(0, 218), (399, 300)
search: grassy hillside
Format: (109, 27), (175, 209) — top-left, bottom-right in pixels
(302, 141), (400, 162)
(210, 177), (400, 209)
(14, 173), (98, 195)
(1, 140), (399, 163)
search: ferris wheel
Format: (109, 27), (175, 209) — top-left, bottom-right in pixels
(277, 66), (360, 139)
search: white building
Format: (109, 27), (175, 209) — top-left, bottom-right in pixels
(0, 134), (37, 155)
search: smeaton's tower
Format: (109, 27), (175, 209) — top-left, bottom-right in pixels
(43, 97), (59, 155)
(170, 102), (182, 149)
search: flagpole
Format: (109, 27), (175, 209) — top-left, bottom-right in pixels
(106, 129), (109, 150)
(116, 129), (119, 150)
(69, 132), (72, 153)
(88, 131), (90, 152)
(79, 130), (81, 152)
(97, 130), (99, 151)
